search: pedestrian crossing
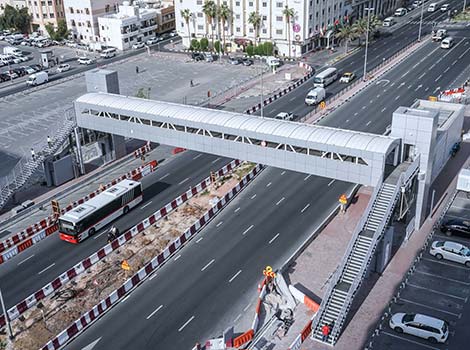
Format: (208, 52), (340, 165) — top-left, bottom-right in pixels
(407, 20), (440, 25)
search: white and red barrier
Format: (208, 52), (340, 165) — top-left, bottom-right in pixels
(40, 163), (263, 350)
(288, 318), (313, 350)
(252, 277), (268, 333)
(0, 160), (241, 330)
(133, 141), (151, 158)
(289, 285), (320, 313)
(0, 161), (158, 265)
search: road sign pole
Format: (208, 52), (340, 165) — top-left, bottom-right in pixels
(0, 287), (14, 339)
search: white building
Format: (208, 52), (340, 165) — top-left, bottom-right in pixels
(175, 0), (351, 57)
(0, 0), (27, 14)
(98, 1), (158, 50)
(64, 0), (123, 46)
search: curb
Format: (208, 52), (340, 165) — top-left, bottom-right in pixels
(39, 163), (262, 350)
(0, 159), (241, 330)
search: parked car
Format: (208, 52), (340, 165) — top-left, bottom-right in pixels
(17, 55), (29, 62)
(132, 42), (145, 49)
(12, 67), (27, 76)
(441, 3), (450, 11)
(229, 57), (242, 65)
(430, 240), (470, 266)
(440, 219), (470, 237)
(30, 64), (43, 72)
(146, 37), (160, 45)
(203, 52), (214, 62)
(340, 72), (355, 83)
(77, 57), (94, 65)
(160, 33), (172, 40)
(275, 112), (295, 121)
(4, 70), (18, 79)
(389, 313), (448, 343)
(57, 63), (71, 73)
(22, 66), (36, 74)
(191, 52), (205, 61)
(0, 72), (9, 82)
(242, 58), (253, 66)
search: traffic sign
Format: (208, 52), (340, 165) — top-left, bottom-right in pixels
(428, 96), (437, 102)
(51, 200), (60, 217)
(320, 101), (326, 109)
(263, 265), (276, 278)
(121, 260), (130, 271)
(339, 194), (347, 205)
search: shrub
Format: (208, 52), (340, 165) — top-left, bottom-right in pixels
(245, 45), (255, 56)
(200, 37), (209, 51)
(190, 38), (200, 51)
(214, 40), (222, 53)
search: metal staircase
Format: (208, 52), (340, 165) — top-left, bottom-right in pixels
(311, 158), (420, 345)
(0, 112), (76, 210)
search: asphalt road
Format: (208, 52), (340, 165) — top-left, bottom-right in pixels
(0, 151), (229, 308)
(67, 22), (470, 350)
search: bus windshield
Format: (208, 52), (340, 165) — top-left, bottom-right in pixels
(313, 77), (323, 84)
(59, 219), (77, 236)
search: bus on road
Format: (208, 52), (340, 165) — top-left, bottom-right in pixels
(313, 67), (338, 87)
(58, 179), (143, 243)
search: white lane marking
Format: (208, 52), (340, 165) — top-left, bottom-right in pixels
(304, 175), (311, 181)
(422, 257), (470, 271)
(369, 100), (373, 104)
(38, 262), (55, 275)
(346, 119), (350, 123)
(174, 254), (181, 261)
(234, 207), (240, 213)
(399, 298), (461, 318)
(428, 64), (436, 71)
(407, 283), (467, 301)
(395, 95), (400, 100)
(433, 86), (441, 93)
(434, 74), (442, 82)
(328, 179), (335, 186)
(18, 254), (35, 266)
(196, 237), (203, 243)
(381, 107), (387, 113)
(301, 203), (310, 213)
(280, 170), (286, 175)
(149, 273), (158, 280)
(418, 72), (426, 80)
(146, 304), (164, 320)
(211, 157), (222, 164)
(140, 201), (152, 209)
(266, 182), (272, 187)
(178, 316), (195, 332)
(216, 221), (223, 227)
(178, 177), (190, 185)
(361, 106), (366, 110)
(251, 194), (257, 199)
(242, 224), (254, 235)
(444, 67), (450, 73)
(229, 270), (242, 283)
(366, 121), (372, 126)
(159, 173), (170, 180)
(415, 269), (470, 285)
(120, 294), (131, 303)
(376, 94), (380, 98)
(425, 87), (429, 91)
(289, 96), (296, 102)
(234, 314), (242, 322)
(354, 112), (358, 116)
(380, 331), (440, 350)
(243, 303), (251, 312)
(201, 259), (215, 271)
(94, 231), (106, 239)
(269, 233), (280, 244)
(276, 197), (285, 205)
(193, 154), (202, 160)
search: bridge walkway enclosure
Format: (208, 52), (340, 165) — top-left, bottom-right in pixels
(74, 92), (400, 187)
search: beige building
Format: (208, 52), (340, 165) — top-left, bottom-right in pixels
(27, 0), (65, 35)
(0, 0), (27, 14)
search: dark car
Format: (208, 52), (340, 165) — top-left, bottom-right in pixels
(229, 57), (242, 65)
(440, 219), (470, 237)
(242, 58), (253, 66)
(12, 67), (27, 76)
(191, 52), (204, 61)
(0, 73), (9, 82)
(30, 64), (42, 72)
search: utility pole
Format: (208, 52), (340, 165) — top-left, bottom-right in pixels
(418, 0), (425, 41)
(0, 287), (14, 339)
(362, 7), (374, 81)
(260, 65), (264, 117)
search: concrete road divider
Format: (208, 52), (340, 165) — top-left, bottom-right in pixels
(0, 161), (158, 265)
(0, 160), (242, 330)
(39, 163), (262, 350)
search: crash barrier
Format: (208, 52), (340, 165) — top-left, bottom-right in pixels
(133, 141), (151, 159)
(39, 163), (263, 350)
(0, 159), (242, 329)
(0, 161), (158, 265)
(172, 147), (186, 155)
(289, 285), (320, 313)
(252, 277), (268, 333)
(233, 330), (255, 348)
(245, 63), (315, 115)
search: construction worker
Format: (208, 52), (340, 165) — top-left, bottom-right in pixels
(322, 322), (331, 342)
(47, 135), (52, 148)
(31, 148), (36, 161)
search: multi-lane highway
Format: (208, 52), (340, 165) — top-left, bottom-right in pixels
(67, 15), (470, 350)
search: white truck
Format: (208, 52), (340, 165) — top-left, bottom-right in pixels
(3, 46), (22, 56)
(26, 71), (48, 86)
(305, 87), (326, 105)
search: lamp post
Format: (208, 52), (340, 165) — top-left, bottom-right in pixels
(362, 7), (374, 81)
(0, 287), (14, 339)
(418, 0), (425, 41)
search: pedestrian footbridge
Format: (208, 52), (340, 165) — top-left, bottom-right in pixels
(74, 92), (400, 186)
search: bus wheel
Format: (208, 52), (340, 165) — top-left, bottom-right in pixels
(123, 206), (129, 214)
(88, 228), (96, 237)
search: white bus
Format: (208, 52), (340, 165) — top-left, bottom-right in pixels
(58, 179), (143, 244)
(313, 67), (338, 87)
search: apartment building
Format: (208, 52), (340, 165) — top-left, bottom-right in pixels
(134, 0), (175, 34)
(0, 0), (27, 14)
(27, 0), (65, 35)
(98, 1), (158, 50)
(64, 0), (123, 45)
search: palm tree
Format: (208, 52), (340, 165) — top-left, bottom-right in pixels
(180, 9), (192, 46)
(218, 4), (231, 54)
(248, 11), (262, 47)
(202, 0), (217, 51)
(335, 25), (355, 53)
(282, 6), (295, 57)
(352, 18), (367, 45)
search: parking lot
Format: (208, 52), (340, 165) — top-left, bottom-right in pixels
(370, 191), (470, 350)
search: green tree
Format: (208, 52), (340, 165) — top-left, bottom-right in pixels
(45, 19), (69, 41)
(180, 9), (192, 47)
(335, 25), (355, 53)
(200, 37), (209, 51)
(248, 11), (262, 47)
(190, 38), (200, 51)
(202, 0), (217, 51)
(282, 6), (295, 57)
(214, 40), (222, 53)
(0, 5), (31, 33)
(217, 3), (231, 54)
(263, 41), (274, 55)
(245, 44), (255, 56)
(352, 18), (367, 45)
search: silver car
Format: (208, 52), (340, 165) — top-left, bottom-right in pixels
(430, 240), (470, 266)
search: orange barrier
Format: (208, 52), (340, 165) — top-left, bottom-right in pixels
(17, 238), (33, 252)
(301, 320), (313, 342)
(233, 329), (254, 348)
(304, 295), (320, 312)
(172, 147), (186, 155)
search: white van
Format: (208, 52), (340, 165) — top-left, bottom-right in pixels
(441, 37), (453, 49)
(305, 87), (326, 105)
(394, 8), (407, 16)
(26, 71), (48, 86)
(427, 3), (437, 12)
(100, 48), (116, 59)
(382, 17), (396, 27)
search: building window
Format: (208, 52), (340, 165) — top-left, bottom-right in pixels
(197, 24), (203, 30)
(71, 19), (75, 26)
(181, 22), (184, 27)
(262, 15), (267, 20)
(276, 16), (282, 21)
(236, 27), (241, 32)
(276, 2), (283, 7)
(49, 12), (54, 18)
(69, 6), (73, 13)
(235, 1), (240, 6)
(197, 0), (202, 4)
(248, 1), (253, 6)
(85, 8), (90, 15)
(262, 28), (267, 34)
(262, 2), (267, 7)
(197, 12), (203, 17)
(276, 29), (282, 35)
(249, 28), (253, 33)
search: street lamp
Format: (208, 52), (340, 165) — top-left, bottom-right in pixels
(362, 7), (374, 81)
(0, 287), (14, 339)
(418, 0), (425, 41)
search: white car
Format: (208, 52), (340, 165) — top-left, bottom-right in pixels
(275, 112), (294, 121)
(57, 63), (71, 73)
(132, 42), (145, 49)
(430, 240), (470, 266)
(77, 57), (94, 65)
(12, 57), (23, 64)
(22, 66), (36, 74)
(339, 72), (355, 83)
(389, 313), (448, 343)
(146, 37), (160, 45)
(441, 3), (450, 11)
